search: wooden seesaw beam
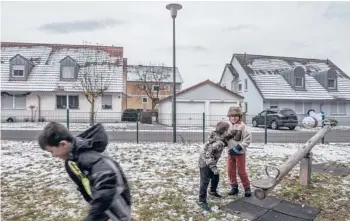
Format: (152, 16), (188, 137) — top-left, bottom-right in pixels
(252, 120), (337, 200)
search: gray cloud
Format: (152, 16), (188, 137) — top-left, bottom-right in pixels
(323, 2), (350, 19)
(158, 45), (209, 52)
(177, 45), (209, 52)
(290, 41), (309, 48)
(223, 24), (260, 32)
(38, 18), (124, 34)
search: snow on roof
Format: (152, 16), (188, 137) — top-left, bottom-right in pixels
(127, 65), (183, 83)
(250, 72), (333, 100)
(1, 42), (125, 92)
(234, 54), (350, 100)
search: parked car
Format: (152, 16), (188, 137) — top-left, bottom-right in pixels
(121, 109), (142, 122)
(252, 108), (298, 130)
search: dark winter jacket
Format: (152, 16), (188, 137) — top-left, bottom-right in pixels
(198, 131), (228, 174)
(65, 123), (132, 221)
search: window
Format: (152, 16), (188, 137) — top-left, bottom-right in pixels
(331, 102), (346, 115)
(244, 102), (248, 113)
(244, 79), (248, 91)
(69, 96), (79, 109)
(328, 78), (336, 89)
(12, 65), (25, 77)
(259, 111), (267, 116)
(56, 95), (67, 109)
(295, 102), (303, 114)
(142, 97), (148, 103)
(295, 101), (313, 114)
(62, 66), (75, 79)
(152, 85), (160, 92)
(56, 95), (79, 109)
(15, 96), (26, 109)
(1, 94), (13, 109)
(164, 85), (170, 91)
(238, 83), (242, 92)
(295, 77), (303, 87)
(270, 101), (278, 109)
(304, 102), (312, 113)
(1, 94), (26, 109)
(102, 95), (112, 109)
(176, 84), (181, 91)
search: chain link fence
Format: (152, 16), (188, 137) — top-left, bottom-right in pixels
(1, 110), (350, 143)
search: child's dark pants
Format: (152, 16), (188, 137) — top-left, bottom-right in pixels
(199, 165), (219, 203)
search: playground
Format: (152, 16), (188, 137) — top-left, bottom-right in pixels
(1, 140), (349, 221)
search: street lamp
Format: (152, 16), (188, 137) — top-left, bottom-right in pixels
(166, 3), (182, 143)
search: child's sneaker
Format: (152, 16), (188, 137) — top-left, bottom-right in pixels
(209, 191), (223, 198)
(244, 188), (252, 197)
(198, 201), (211, 211)
(228, 184), (239, 195)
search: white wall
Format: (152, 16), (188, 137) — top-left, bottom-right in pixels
(158, 83), (241, 126)
(1, 92), (123, 122)
(321, 101), (350, 125)
(220, 66), (234, 90)
(231, 57), (264, 115)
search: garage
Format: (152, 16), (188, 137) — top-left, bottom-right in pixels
(158, 80), (244, 127)
(177, 101), (205, 126)
(208, 101), (239, 126)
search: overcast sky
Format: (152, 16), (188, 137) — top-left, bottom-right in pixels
(1, 1), (350, 88)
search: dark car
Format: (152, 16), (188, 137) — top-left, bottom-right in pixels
(121, 109), (142, 122)
(252, 108), (298, 130)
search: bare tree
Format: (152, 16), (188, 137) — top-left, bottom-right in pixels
(132, 64), (172, 109)
(75, 41), (113, 126)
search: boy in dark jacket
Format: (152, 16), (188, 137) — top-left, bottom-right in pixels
(198, 121), (235, 211)
(38, 122), (132, 221)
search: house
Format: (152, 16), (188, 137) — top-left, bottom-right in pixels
(1, 42), (127, 122)
(126, 65), (183, 110)
(157, 79), (244, 126)
(219, 53), (350, 124)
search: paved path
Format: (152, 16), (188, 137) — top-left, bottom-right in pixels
(1, 129), (350, 143)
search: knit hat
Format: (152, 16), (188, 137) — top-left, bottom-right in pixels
(216, 121), (230, 134)
(227, 106), (243, 117)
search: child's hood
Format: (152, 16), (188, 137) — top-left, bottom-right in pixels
(73, 123), (109, 154)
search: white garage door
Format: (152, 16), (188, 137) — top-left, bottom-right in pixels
(177, 102), (205, 127)
(209, 102), (238, 126)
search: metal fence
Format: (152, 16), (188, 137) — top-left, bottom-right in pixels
(1, 110), (350, 143)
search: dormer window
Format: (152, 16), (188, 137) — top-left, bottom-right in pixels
(62, 66), (75, 79)
(294, 77), (304, 87)
(328, 78), (336, 89)
(311, 68), (337, 91)
(12, 65), (25, 77)
(60, 56), (79, 80)
(9, 54), (34, 81)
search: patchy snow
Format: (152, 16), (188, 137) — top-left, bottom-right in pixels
(1, 122), (133, 131)
(1, 140), (350, 221)
(2, 122), (349, 132)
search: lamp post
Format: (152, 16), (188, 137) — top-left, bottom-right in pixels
(166, 3), (182, 143)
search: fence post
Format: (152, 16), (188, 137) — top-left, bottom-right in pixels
(136, 113), (139, 144)
(202, 112), (205, 144)
(66, 108), (70, 129)
(321, 111), (325, 144)
(264, 111), (267, 144)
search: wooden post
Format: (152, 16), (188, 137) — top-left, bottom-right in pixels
(300, 152), (312, 186)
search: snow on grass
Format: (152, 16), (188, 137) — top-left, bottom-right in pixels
(1, 141), (350, 221)
(2, 122), (350, 133)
